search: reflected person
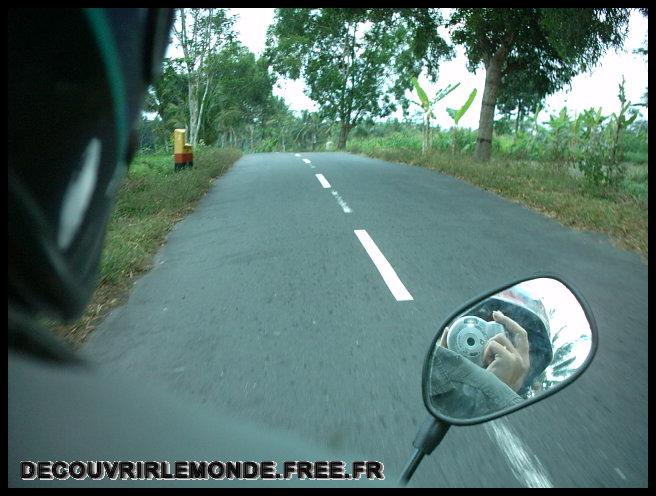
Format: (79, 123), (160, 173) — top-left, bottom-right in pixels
(467, 287), (554, 398)
(428, 312), (525, 420)
(429, 288), (554, 418)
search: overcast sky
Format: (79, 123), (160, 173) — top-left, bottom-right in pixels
(167, 8), (648, 130)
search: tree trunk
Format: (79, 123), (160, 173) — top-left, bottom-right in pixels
(611, 120), (623, 164)
(514, 107), (523, 142)
(475, 43), (511, 162)
(337, 121), (351, 150)
(188, 83), (198, 147)
(193, 76), (211, 149)
(421, 124), (425, 155)
(427, 119), (432, 154)
(421, 120), (426, 156)
(422, 114), (431, 156)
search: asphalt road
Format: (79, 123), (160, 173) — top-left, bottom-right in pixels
(84, 152), (648, 487)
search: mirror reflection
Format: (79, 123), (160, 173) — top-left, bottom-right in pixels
(427, 278), (592, 421)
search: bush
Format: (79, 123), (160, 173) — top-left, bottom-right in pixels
(573, 108), (627, 190)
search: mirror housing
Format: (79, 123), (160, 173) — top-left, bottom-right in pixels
(422, 274), (598, 426)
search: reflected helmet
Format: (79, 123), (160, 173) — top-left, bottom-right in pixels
(9, 9), (173, 321)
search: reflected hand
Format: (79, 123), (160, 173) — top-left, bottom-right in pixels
(483, 311), (530, 392)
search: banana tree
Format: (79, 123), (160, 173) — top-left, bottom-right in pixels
(545, 107), (575, 164)
(446, 88), (478, 155)
(527, 102), (543, 137)
(575, 107), (615, 185)
(610, 76), (640, 163)
(411, 77), (460, 155)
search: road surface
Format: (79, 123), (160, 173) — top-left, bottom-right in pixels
(84, 152), (648, 487)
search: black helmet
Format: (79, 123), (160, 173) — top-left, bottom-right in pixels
(467, 286), (554, 394)
(9, 9), (173, 321)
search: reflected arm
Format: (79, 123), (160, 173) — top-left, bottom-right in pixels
(429, 346), (523, 420)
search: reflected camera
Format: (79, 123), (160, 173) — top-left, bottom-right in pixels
(446, 316), (505, 367)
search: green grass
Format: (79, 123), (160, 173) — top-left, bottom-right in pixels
(624, 150), (649, 164)
(49, 147), (242, 346)
(622, 163), (649, 200)
(347, 136), (648, 262)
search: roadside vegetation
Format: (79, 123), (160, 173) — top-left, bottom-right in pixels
(346, 115), (648, 260)
(48, 147), (241, 347)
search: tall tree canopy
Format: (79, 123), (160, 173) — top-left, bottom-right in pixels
(495, 50), (572, 136)
(202, 41), (277, 148)
(265, 8), (451, 149)
(144, 39), (327, 153)
(144, 59), (189, 150)
(448, 8), (631, 161)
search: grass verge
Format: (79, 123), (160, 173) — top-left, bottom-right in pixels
(46, 147), (242, 348)
(347, 140), (648, 263)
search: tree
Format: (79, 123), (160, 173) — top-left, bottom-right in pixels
(202, 42), (276, 149)
(265, 99), (297, 152)
(633, 9), (648, 108)
(292, 110), (332, 151)
(144, 36), (296, 153)
(171, 8), (236, 147)
(495, 53), (561, 138)
(265, 8), (451, 150)
(448, 8), (631, 161)
(144, 59), (189, 150)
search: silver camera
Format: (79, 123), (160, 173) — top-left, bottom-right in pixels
(446, 315), (506, 367)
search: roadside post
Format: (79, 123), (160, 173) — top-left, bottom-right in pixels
(173, 129), (193, 171)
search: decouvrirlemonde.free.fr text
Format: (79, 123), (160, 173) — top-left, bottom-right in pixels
(21, 460), (385, 481)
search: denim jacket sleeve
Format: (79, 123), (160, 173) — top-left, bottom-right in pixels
(428, 345), (523, 420)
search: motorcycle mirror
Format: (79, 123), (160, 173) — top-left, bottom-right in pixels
(422, 275), (597, 425)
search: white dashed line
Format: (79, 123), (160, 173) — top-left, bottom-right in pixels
(315, 174), (331, 189)
(331, 191), (352, 213)
(484, 419), (553, 488)
(302, 159), (311, 164)
(354, 230), (413, 302)
(294, 153), (301, 157)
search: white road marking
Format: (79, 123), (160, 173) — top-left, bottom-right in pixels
(484, 419), (553, 488)
(294, 153), (301, 157)
(354, 230), (413, 301)
(331, 191), (352, 213)
(614, 467), (627, 481)
(315, 174), (331, 189)
(302, 158), (311, 164)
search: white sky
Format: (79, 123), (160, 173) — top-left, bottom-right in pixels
(167, 8), (648, 130)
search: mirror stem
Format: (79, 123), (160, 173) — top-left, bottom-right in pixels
(398, 447), (423, 486)
(398, 416), (451, 486)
